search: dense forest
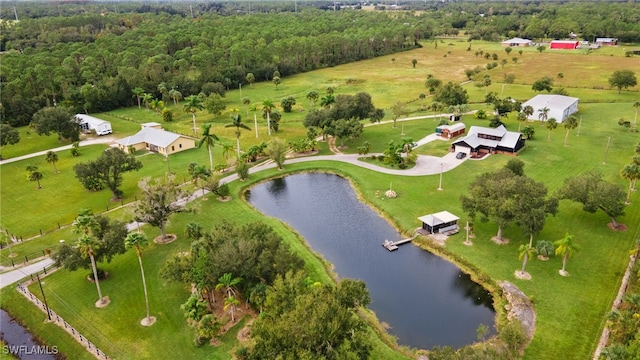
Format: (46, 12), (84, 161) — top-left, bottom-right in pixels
(1, 1), (639, 127)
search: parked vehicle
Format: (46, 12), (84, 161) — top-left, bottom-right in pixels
(456, 152), (467, 159)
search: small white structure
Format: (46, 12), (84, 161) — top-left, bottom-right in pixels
(521, 95), (579, 123)
(501, 37), (532, 47)
(76, 114), (112, 136)
(418, 211), (460, 234)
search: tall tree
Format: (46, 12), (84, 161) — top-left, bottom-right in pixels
(26, 164), (43, 189)
(125, 231), (155, 325)
(514, 177), (559, 248)
(306, 90), (319, 107)
(0, 124), (20, 146)
(390, 101), (409, 128)
(261, 99), (275, 136)
(225, 113), (251, 158)
(203, 93), (226, 118)
(537, 107), (550, 122)
(32, 106), (79, 142)
(434, 82), (468, 106)
(45, 151), (59, 174)
(133, 175), (185, 241)
(73, 210), (107, 306)
(73, 148), (143, 200)
(563, 115), (579, 146)
(554, 233), (580, 276)
(461, 168), (519, 242)
(198, 124), (220, 172)
(621, 164), (640, 204)
(517, 244), (537, 278)
(132, 87), (144, 109)
(245, 73), (255, 87)
(266, 138), (287, 170)
(557, 171), (626, 229)
(546, 118), (558, 140)
(532, 76), (553, 92)
(609, 70), (637, 94)
(184, 94), (204, 136)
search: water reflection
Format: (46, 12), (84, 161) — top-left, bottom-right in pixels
(247, 172), (495, 349)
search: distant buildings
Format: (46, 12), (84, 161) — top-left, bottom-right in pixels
(549, 40), (579, 50)
(501, 38), (532, 47)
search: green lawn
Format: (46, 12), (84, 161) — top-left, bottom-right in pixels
(1, 39), (639, 359)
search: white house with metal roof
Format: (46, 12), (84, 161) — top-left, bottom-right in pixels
(116, 126), (195, 155)
(521, 94), (579, 123)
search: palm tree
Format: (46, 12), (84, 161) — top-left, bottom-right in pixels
(141, 93), (153, 110)
(261, 99), (275, 136)
(198, 124), (219, 172)
(522, 105), (534, 118)
(563, 115), (578, 146)
(77, 234), (107, 306)
(554, 233), (581, 276)
(537, 107), (550, 122)
(319, 94), (335, 109)
(168, 88), (182, 106)
(225, 113), (251, 158)
(184, 94), (204, 136)
(517, 244), (537, 278)
(150, 98), (164, 113)
(26, 165), (43, 189)
(546, 118), (558, 140)
(224, 295), (241, 323)
(517, 112), (527, 132)
(221, 143), (234, 161)
(125, 232), (155, 325)
(621, 163), (640, 204)
(132, 87), (144, 109)
(215, 273), (242, 300)
(431, 101), (444, 122)
(45, 151), (59, 173)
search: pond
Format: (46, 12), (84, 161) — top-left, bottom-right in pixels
(245, 172), (496, 350)
(0, 308), (57, 359)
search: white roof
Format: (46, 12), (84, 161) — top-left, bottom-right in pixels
(438, 122), (466, 132)
(116, 127), (186, 148)
(75, 114), (109, 126)
(521, 95), (579, 123)
(418, 211), (460, 226)
(501, 37), (532, 44)
(596, 38), (617, 42)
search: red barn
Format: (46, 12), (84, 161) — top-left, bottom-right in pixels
(549, 40), (579, 49)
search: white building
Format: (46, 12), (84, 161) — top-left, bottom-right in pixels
(76, 114), (112, 136)
(521, 95), (579, 123)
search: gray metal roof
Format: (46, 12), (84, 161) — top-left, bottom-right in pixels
(418, 211), (460, 226)
(116, 127), (184, 148)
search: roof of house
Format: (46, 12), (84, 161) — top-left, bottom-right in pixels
(418, 211), (460, 226)
(437, 123), (466, 132)
(596, 37), (617, 42)
(453, 125), (522, 150)
(501, 37), (532, 44)
(116, 127), (187, 148)
(550, 40), (579, 44)
(75, 114), (110, 126)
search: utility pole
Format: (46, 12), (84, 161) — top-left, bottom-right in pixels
(437, 163), (444, 190)
(14, 7), (19, 21)
(37, 274), (51, 321)
(254, 114), (258, 138)
(603, 136), (611, 164)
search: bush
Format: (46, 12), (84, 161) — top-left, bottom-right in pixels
(236, 161), (249, 180)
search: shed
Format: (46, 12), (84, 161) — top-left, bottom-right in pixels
(76, 114), (112, 136)
(521, 95), (579, 123)
(436, 122), (466, 139)
(141, 122), (163, 130)
(501, 38), (532, 47)
(418, 211), (460, 234)
(549, 40), (579, 50)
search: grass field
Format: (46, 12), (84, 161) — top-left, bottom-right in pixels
(1, 39), (639, 359)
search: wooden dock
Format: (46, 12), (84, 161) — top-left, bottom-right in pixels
(382, 236), (416, 252)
